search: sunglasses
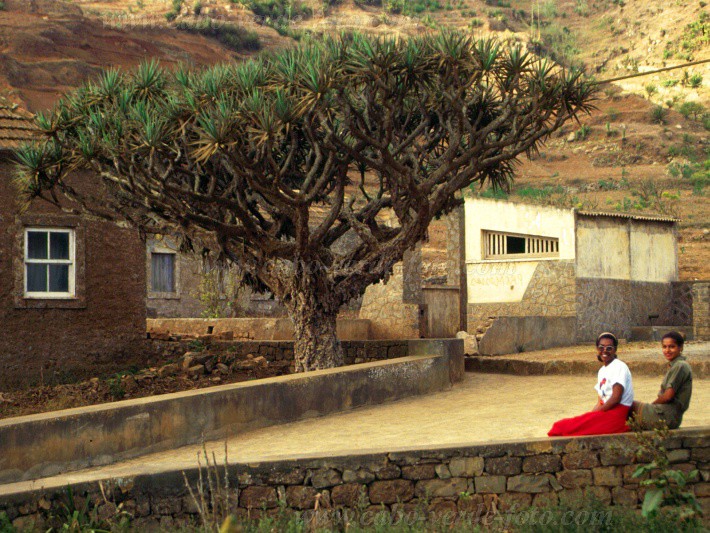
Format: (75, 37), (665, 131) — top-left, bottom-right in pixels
(597, 345), (615, 353)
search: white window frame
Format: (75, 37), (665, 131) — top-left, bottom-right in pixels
(24, 227), (76, 299)
(482, 230), (559, 260)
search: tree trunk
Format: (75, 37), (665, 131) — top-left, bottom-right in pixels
(286, 261), (344, 372)
(291, 302), (343, 372)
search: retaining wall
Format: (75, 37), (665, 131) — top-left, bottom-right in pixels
(0, 340), (463, 485)
(1, 428), (707, 530)
(477, 317), (577, 355)
(151, 339), (414, 368)
(147, 317), (371, 341)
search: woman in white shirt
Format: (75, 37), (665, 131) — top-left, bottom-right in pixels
(548, 332), (634, 436)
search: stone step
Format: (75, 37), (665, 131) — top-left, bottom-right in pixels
(465, 356), (709, 378)
(630, 326), (694, 342)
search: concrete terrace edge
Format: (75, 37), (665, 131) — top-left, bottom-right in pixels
(465, 356), (710, 378)
(0, 339), (464, 484)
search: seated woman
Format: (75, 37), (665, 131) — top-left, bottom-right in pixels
(631, 331), (692, 430)
(548, 332), (634, 437)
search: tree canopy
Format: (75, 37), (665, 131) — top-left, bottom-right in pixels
(15, 31), (596, 370)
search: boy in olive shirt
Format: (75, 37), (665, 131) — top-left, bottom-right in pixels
(632, 331), (693, 430)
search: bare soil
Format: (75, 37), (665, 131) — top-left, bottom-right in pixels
(0, 349), (292, 420)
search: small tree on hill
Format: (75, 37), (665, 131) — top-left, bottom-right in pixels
(14, 32), (595, 371)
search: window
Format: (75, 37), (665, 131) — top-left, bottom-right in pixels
(151, 252), (176, 293)
(24, 228), (75, 298)
(483, 230), (559, 259)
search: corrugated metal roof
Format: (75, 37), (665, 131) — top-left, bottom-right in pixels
(576, 210), (678, 223)
(0, 98), (38, 151)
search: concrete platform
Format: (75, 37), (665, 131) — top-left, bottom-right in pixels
(2, 369), (708, 499)
(630, 326), (694, 342)
(466, 341), (710, 378)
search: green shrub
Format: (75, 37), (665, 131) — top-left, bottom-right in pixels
(665, 11), (709, 59)
(575, 124), (590, 140)
(537, 25), (580, 66)
(574, 0), (589, 16)
(485, 0), (511, 7)
(387, 0), (443, 15)
(650, 105), (667, 124)
(107, 375), (126, 400)
(540, 0), (558, 18)
(688, 73), (703, 88)
(175, 19), (261, 51)
(165, 0), (183, 21)
(244, 0), (312, 20)
(0, 2), (5, 10)
(0, 512), (13, 531)
(478, 186), (509, 199)
(679, 101), (704, 120)
(515, 185), (565, 200)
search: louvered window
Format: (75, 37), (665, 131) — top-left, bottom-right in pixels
(483, 231), (559, 259)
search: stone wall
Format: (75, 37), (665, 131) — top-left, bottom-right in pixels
(477, 317), (577, 355)
(359, 248), (423, 339)
(151, 339), (412, 367)
(2, 428), (707, 530)
(575, 279), (673, 342)
(658, 281), (694, 326)
(148, 317), (371, 341)
(692, 282), (709, 341)
(467, 261), (576, 335)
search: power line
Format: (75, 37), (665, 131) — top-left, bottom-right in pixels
(595, 58), (710, 85)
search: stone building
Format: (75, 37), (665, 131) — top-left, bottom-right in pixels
(145, 235), (285, 319)
(0, 100), (148, 389)
(462, 197), (706, 353)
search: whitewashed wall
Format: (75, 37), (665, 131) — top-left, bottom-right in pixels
(464, 198), (575, 304)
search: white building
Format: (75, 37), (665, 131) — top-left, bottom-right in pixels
(463, 198), (690, 353)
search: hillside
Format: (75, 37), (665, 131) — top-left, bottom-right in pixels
(0, 0), (707, 279)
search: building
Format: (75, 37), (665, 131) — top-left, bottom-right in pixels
(0, 100), (148, 389)
(463, 197), (704, 353)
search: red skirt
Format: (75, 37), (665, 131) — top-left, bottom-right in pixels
(548, 404), (631, 437)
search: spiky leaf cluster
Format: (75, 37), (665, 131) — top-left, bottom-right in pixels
(14, 32), (595, 307)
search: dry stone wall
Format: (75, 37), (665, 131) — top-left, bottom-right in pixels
(2, 429), (707, 530)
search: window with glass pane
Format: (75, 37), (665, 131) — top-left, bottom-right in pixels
(24, 228), (74, 297)
(151, 253), (176, 293)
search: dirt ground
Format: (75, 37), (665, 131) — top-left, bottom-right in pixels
(0, 352), (292, 420)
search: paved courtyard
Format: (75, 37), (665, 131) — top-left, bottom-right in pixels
(3, 368), (708, 496)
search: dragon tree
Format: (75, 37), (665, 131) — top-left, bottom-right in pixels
(14, 32), (595, 372)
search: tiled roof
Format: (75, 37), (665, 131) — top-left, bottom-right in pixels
(576, 210), (678, 223)
(0, 98), (38, 150)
